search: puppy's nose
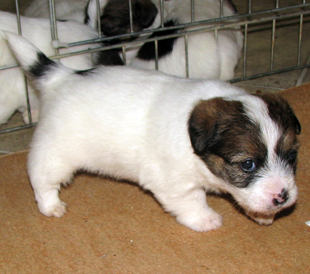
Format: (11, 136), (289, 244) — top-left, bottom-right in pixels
(273, 189), (289, 206)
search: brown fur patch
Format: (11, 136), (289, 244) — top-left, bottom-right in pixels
(258, 93), (301, 135)
(258, 93), (301, 173)
(188, 98), (267, 188)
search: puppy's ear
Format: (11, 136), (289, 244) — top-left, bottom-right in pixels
(134, 0), (158, 28)
(188, 98), (243, 156)
(100, 0), (158, 37)
(85, 0), (108, 29)
(259, 93), (301, 135)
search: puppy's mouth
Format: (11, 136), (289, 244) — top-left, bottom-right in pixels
(236, 184), (298, 216)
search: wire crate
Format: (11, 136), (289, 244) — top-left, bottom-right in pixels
(0, 0), (309, 142)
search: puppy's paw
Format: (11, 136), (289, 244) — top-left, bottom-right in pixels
(177, 209), (223, 232)
(38, 200), (67, 217)
(248, 213), (275, 226)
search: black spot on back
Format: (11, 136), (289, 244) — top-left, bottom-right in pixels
(136, 20), (180, 60)
(94, 48), (124, 66)
(75, 68), (95, 76)
(84, 0), (90, 25)
(29, 52), (57, 78)
(225, 0), (238, 14)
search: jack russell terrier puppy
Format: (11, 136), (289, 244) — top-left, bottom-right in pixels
(5, 32), (300, 232)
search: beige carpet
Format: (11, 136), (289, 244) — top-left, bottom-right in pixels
(1, 84), (310, 273)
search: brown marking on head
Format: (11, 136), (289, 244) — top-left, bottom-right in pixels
(188, 98), (267, 188)
(101, 0), (158, 40)
(258, 93), (301, 173)
(258, 93), (301, 135)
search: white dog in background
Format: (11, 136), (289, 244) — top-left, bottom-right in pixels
(6, 32), (300, 232)
(130, 0), (243, 80)
(0, 11), (102, 125)
(25, 0), (243, 79)
(24, 0), (89, 22)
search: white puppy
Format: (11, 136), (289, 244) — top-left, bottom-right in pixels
(0, 11), (102, 125)
(130, 0), (243, 80)
(26, 0), (243, 80)
(6, 32), (300, 232)
(24, 0), (89, 22)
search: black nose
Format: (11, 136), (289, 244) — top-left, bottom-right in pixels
(273, 189), (289, 206)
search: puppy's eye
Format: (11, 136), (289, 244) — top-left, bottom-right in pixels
(240, 159), (256, 172)
(287, 150), (297, 164)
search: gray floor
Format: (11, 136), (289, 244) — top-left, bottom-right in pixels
(0, 0), (310, 155)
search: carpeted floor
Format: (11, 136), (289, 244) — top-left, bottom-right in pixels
(1, 84), (310, 273)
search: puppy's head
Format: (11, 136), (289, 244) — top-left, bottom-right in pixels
(86, 0), (158, 41)
(188, 93), (301, 216)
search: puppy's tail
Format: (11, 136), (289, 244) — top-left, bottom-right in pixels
(3, 31), (73, 90)
(4, 31), (58, 76)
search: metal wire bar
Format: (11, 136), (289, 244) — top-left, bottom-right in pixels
(297, 13), (303, 66)
(160, 0), (165, 27)
(96, 0), (102, 38)
(48, 0), (59, 54)
(14, 0), (22, 34)
(128, 0), (134, 33)
(243, 23), (249, 77)
(121, 46), (127, 65)
(14, 0), (33, 125)
(191, 0), (195, 22)
(155, 39), (159, 70)
(220, 0), (224, 18)
(0, 124), (36, 135)
(270, 18), (276, 71)
(63, 4), (310, 49)
(184, 35), (189, 78)
(230, 63), (310, 83)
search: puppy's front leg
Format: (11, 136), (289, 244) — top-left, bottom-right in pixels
(33, 187), (67, 217)
(158, 188), (223, 232)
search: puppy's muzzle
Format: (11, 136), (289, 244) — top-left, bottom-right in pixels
(273, 188), (289, 206)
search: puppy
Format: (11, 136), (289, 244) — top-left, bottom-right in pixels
(0, 11), (104, 125)
(86, 0), (243, 78)
(24, 0), (160, 65)
(24, 0), (159, 36)
(26, 0), (243, 80)
(5, 32), (300, 232)
(130, 0), (243, 80)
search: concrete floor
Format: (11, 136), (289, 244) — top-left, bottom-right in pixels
(0, 0), (310, 155)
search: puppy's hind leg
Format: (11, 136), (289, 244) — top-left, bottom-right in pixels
(156, 188), (223, 232)
(28, 151), (75, 217)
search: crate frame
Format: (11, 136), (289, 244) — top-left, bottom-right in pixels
(0, 0), (310, 135)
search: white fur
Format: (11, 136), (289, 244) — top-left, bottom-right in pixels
(130, 0), (243, 80)
(0, 11), (101, 125)
(5, 32), (297, 232)
(25, 0), (243, 79)
(24, 0), (89, 22)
